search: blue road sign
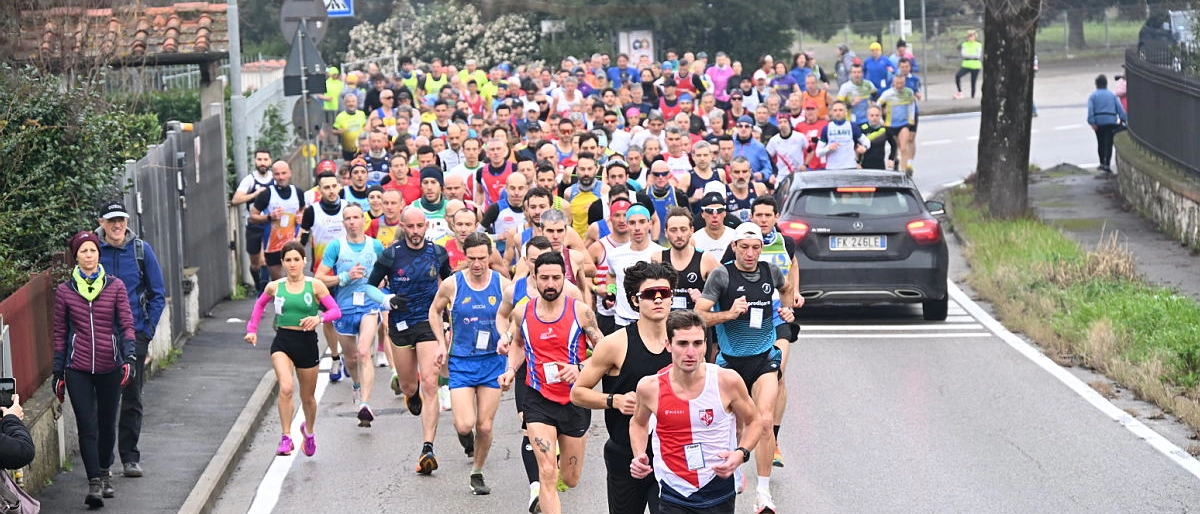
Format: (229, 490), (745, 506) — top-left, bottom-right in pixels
(325, 0), (353, 18)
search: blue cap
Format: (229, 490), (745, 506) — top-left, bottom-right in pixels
(625, 204), (652, 221)
(662, 61), (674, 70)
(737, 115), (754, 125)
(678, 93), (693, 102)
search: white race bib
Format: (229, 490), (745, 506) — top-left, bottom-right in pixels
(542, 362), (561, 384)
(273, 296), (285, 315)
(395, 320), (408, 332)
(672, 296), (686, 310)
(684, 443), (705, 471)
(749, 308), (763, 329)
(475, 330), (491, 351)
(352, 291), (366, 306)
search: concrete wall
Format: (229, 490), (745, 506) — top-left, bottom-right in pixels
(1115, 133), (1200, 248)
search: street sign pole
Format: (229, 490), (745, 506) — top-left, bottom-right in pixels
(298, 20), (312, 176)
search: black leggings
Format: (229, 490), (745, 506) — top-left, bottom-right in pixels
(955, 68), (980, 97)
(66, 368), (123, 479)
(1095, 124), (1121, 167)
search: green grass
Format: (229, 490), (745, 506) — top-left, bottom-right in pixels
(1036, 19), (1142, 50)
(950, 187), (1200, 391)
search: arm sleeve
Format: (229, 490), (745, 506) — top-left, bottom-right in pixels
(481, 204), (500, 232)
(0, 415), (35, 470)
(300, 206), (316, 232)
(246, 292), (273, 333)
(141, 243), (167, 334)
(252, 191), (271, 214)
(319, 294), (342, 323)
(700, 266), (728, 303)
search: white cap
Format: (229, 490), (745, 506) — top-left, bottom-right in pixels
(733, 223), (763, 242)
(703, 181), (728, 196)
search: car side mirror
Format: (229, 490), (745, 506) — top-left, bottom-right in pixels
(925, 200), (945, 216)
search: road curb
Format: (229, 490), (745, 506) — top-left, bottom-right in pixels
(179, 370), (278, 514)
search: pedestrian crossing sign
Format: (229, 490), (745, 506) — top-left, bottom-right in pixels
(325, 0), (353, 18)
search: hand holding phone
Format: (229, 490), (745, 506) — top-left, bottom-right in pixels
(0, 378), (14, 409)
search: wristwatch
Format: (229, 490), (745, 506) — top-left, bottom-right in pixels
(734, 447), (751, 463)
(606, 393), (615, 409)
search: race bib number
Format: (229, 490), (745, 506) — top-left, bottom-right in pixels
(684, 443), (705, 471)
(395, 320), (408, 332)
(672, 296), (686, 310)
(543, 362), (561, 384)
(353, 291), (366, 306)
(475, 330), (491, 351)
(279, 213), (292, 227)
(273, 296), (285, 315)
(749, 308), (763, 329)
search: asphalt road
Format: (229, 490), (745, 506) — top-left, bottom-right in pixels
(211, 57), (1200, 513)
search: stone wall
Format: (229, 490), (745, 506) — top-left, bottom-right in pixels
(1114, 132), (1200, 248)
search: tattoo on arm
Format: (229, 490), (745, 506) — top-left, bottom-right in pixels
(579, 308), (604, 347)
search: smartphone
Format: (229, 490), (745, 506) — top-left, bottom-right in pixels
(0, 378), (13, 409)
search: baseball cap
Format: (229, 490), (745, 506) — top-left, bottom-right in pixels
(626, 205), (652, 221)
(733, 222), (763, 242)
(678, 92), (693, 102)
(869, 42), (882, 51)
(696, 51), (708, 60)
(703, 181), (728, 196)
(316, 159), (338, 173)
(326, 66), (338, 75)
(610, 199), (633, 214)
(662, 61), (675, 70)
(753, 69), (768, 81)
(101, 202), (129, 220)
(803, 99), (820, 110)
(700, 192), (725, 207)
(737, 115), (754, 125)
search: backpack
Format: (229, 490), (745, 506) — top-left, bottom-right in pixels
(132, 239), (150, 313)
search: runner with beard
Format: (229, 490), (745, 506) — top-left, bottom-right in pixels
(858, 105), (889, 170)
(498, 251), (604, 514)
(298, 172), (349, 383)
(654, 208), (719, 312)
(816, 102), (872, 170)
(564, 152), (606, 234)
(231, 149), (275, 292)
(361, 132), (392, 186)
(724, 158), (768, 224)
(589, 199), (632, 335)
(570, 262), (676, 514)
(676, 142), (722, 214)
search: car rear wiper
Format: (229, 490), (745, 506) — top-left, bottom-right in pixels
(829, 211), (861, 217)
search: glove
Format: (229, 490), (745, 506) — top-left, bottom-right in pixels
(389, 294), (409, 312)
(120, 356), (137, 387)
(53, 374), (65, 403)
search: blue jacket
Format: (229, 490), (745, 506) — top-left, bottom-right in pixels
(95, 228), (167, 338)
(1087, 88), (1127, 127)
(862, 55), (893, 91)
(733, 136), (774, 178)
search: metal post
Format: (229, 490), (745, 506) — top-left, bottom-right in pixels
(1064, 11), (1070, 52)
(899, 0), (907, 38)
(228, 1), (248, 182)
(1104, 9), (1110, 49)
(920, 0), (928, 98)
(298, 19), (313, 181)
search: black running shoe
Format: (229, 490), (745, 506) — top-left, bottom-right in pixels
(470, 472), (491, 495)
(416, 450), (438, 475)
(458, 431), (475, 458)
(406, 385), (423, 416)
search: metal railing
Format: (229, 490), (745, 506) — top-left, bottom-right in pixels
(1124, 47), (1200, 177)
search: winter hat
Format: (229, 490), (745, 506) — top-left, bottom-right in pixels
(67, 230), (101, 266)
(419, 166), (444, 186)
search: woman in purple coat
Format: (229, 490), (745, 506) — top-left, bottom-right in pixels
(52, 231), (137, 508)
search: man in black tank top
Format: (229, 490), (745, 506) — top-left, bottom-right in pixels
(571, 262), (676, 514)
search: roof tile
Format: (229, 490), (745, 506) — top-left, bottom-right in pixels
(17, 2), (228, 63)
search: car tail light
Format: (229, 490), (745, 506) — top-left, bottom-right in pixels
(781, 220), (810, 242)
(906, 219), (941, 244)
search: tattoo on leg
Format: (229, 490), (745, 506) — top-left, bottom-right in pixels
(534, 437), (551, 453)
(567, 456), (578, 467)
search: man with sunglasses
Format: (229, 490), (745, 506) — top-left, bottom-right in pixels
(692, 192), (738, 255)
(646, 160), (689, 243)
(695, 223), (795, 514)
(731, 115), (773, 188)
(604, 205), (666, 327)
(571, 261), (676, 514)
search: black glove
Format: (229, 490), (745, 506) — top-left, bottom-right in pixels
(120, 356), (137, 387)
(389, 294), (409, 312)
(53, 374), (65, 403)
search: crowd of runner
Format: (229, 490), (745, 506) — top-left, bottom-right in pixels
(237, 39), (939, 514)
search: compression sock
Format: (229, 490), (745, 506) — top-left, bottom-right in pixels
(773, 425), (780, 441)
(521, 436), (538, 483)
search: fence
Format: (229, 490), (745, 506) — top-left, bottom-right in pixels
(797, 6), (1145, 72)
(1124, 47), (1200, 177)
(0, 274), (56, 400)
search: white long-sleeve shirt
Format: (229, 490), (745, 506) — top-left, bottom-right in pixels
(816, 119), (871, 170)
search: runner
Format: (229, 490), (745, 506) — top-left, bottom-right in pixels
(230, 149), (275, 293)
(695, 223), (796, 514)
(244, 241), (342, 458)
(605, 205), (667, 327)
(498, 251), (605, 514)
(691, 192), (737, 255)
(724, 158), (768, 224)
(366, 189), (404, 370)
(249, 161), (305, 281)
(589, 199), (633, 335)
(428, 233), (513, 495)
(571, 261), (677, 514)
(816, 101), (871, 170)
(368, 206), (454, 475)
(629, 310), (763, 514)
(656, 208), (719, 312)
(299, 171), (349, 383)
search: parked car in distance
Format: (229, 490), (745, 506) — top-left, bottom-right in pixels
(1138, 10), (1197, 71)
(775, 169), (949, 321)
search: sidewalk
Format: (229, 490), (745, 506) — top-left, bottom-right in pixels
(34, 298), (269, 513)
(918, 54), (1122, 116)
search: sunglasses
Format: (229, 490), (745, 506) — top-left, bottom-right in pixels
(537, 101), (547, 105)
(637, 286), (673, 302)
(731, 97), (743, 101)
(804, 107), (817, 110)
(604, 118), (619, 123)
(702, 207), (727, 214)
(736, 123), (752, 128)
(651, 171), (670, 177)
(382, 96), (394, 100)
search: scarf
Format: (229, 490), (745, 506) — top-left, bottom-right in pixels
(73, 265), (106, 302)
(419, 196), (445, 212)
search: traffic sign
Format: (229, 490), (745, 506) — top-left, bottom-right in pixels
(283, 24), (327, 96)
(325, 0), (354, 18)
(291, 97), (325, 136)
(280, 0), (328, 44)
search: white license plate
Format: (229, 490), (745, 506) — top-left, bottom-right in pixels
(829, 235), (886, 251)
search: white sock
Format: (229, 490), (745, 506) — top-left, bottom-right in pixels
(757, 476), (771, 495)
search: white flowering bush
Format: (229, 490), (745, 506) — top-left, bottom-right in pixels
(346, 1), (539, 69)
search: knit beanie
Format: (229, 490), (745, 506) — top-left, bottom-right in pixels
(67, 231), (101, 266)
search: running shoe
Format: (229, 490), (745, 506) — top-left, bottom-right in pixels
(469, 472), (491, 495)
(328, 359), (343, 383)
(754, 492), (777, 514)
(528, 482), (541, 513)
(390, 373), (402, 396)
(458, 431), (475, 457)
(357, 404), (375, 428)
(438, 384), (452, 412)
(953, 91), (964, 100)
(300, 423), (316, 457)
(406, 384), (423, 416)
(773, 448), (784, 468)
(276, 434), (294, 456)
(376, 352), (388, 367)
(416, 449), (438, 475)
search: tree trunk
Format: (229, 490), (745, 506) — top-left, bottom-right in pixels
(1067, 8), (1087, 49)
(975, 0), (1041, 219)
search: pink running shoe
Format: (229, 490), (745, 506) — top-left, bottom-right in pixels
(300, 422), (317, 457)
(276, 435), (294, 456)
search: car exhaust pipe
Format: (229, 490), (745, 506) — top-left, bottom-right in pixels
(894, 289), (923, 298)
(800, 291), (822, 299)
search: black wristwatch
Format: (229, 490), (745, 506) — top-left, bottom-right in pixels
(735, 447), (751, 463)
(606, 393), (615, 409)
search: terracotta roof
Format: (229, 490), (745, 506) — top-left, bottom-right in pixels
(16, 2), (228, 65)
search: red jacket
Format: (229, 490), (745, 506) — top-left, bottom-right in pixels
(53, 275), (136, 375)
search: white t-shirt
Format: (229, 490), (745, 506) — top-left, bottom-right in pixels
(692, 227), (735, 256)
(766, 132), (809, 174)
(237, 171), (274, 222)
(605, 241), (666, 324)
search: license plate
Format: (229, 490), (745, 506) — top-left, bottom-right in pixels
(829, 235), (886, 251)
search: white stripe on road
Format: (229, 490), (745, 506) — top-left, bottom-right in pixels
(919, 139), (953, 146)
(798, 332), (992, 339)
(1054, 124), (1083, 131)
(948, 281), (1200, 479)
(247, 360), (334, 514)
(801, 324), (984, 331)
(967, 135), (979, 141)
(945, 315), (976, 323)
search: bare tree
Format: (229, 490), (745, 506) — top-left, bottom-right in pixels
(974, 0), (1042, 219)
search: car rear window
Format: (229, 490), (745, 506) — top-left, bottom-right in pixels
(791, 187), (920, 217)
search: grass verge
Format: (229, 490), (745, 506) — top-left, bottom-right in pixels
(948, 186), (1200, 429)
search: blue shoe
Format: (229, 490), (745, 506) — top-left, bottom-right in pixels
(329, 359), (343, 383)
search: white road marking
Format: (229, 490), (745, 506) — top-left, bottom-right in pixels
(945, 315), (976, 323)
(247, 359), (334, 514)
(948, 281), (1200, 479)
(920, 139), (953, 146)
(801, 324), (984, 331)
(798, 332), (992, 339)
(1054, 124), (1083, 131)
(967, 135), (979, 141)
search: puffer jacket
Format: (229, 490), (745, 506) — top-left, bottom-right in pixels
(52, 275), (136, 375)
